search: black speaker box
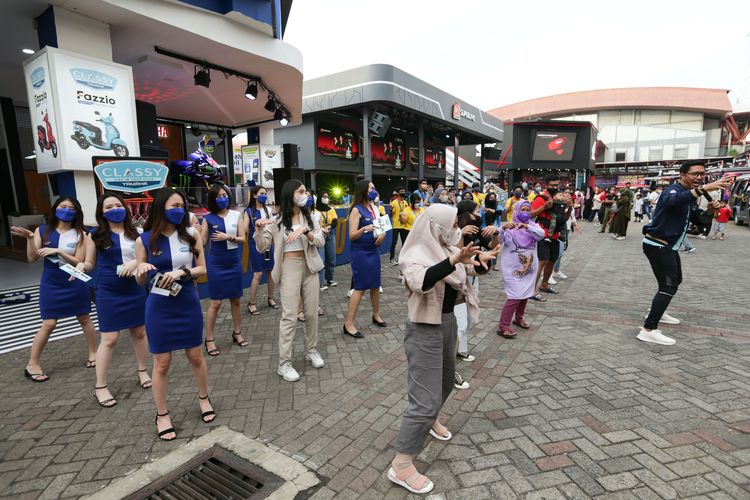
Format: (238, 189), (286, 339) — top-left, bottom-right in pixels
(135, 100), (159, 148)
(483, 147), (503, 160)
(272, 167), (305, 196)
(283, 143), (299, 168)
(368, 111), (391, 137)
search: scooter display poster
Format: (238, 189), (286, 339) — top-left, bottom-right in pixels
(23, 51), (62, 173)
(22, 47), (140, 173)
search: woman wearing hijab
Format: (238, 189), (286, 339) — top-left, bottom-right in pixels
(497, 200), (546, 338)
(430, 187), (449, 205)
(388, 204), (497, 494)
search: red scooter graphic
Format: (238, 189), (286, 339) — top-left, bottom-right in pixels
(37, 109), (58, 158)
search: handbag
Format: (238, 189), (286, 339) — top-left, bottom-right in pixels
(610, 203), (620, 214)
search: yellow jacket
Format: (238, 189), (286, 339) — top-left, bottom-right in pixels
(390, 198), (408, 229)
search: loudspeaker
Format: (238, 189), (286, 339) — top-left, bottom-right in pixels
(272, 167), (305, 196)
(135, 100), (159, 148)
(283, 143), (299, 168)
(483, 147), (503, 160)
(368, 111), (391, 137)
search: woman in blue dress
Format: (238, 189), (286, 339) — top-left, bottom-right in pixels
(343, 180), (386, 338)
(10, 197), (97, 382)
(135, 188), (213, 441)
(201, 184), (247, 356)
(81, 192), (151, 407)
(242, 186), (278, 314)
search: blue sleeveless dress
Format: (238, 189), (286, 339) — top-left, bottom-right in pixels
(38, 225), (91, 320)
(94, 229), (146, 332)
(204, 210), (242, 299)
(140, 229), (203, 354)
(245, 206), (274, 273)
(350, 204), (381, 290)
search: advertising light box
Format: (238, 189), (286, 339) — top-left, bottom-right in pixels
(23, 47), (140, 174)
(259, 144), (282, 189)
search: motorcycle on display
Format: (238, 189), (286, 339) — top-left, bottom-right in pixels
(170, 150), (224, 206)
(70, 111), (129, 157)
(37, 109), (57, 158)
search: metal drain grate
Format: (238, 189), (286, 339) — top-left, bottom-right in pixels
(125, 446), (284, 500)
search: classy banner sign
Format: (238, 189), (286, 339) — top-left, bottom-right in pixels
(23, 47), (140, 173)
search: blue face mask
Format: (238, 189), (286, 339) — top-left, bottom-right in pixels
(215, 197), (229, 209)
(165, 207), (185, 225)
(103, 207), (127, 223)
(56, 207), (77, 222)
(257, 194), (268, 204)
(368, 190), (379, 201)
(305, 196), (314, 208)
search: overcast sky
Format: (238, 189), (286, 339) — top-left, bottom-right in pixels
(285, 0), (750, 111)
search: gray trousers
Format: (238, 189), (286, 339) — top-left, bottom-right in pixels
(395, 314), (457, 454)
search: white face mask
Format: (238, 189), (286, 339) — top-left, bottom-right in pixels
(433, 220), (462, 247)
(294, 194), (308, 207)
(321, 197), (329, 205)
(439, 195), (449, 203)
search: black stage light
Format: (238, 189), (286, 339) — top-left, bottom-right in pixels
(275, 108), (289, 126)
(245, 81), (257, 100)
(194, 67), (211, 88)
(264, 96), (276, 112)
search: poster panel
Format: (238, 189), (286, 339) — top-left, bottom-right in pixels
(259, 144), (282, 188)
(23, 51), (61, 173)
(241, 145), (260, 185)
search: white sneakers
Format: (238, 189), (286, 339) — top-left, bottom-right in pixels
(637, 328), (676, 346)
(306, 350), (325, 368)
(548, 277), (558, 285)
(277, 362), (300, 382)
(552, 271), (567, 280)
(278, 351), (325, 382)
(644, 310), (681, 325)
(616, 236), (626, 241)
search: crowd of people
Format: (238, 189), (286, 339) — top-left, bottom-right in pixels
(8, 161), (733, 494)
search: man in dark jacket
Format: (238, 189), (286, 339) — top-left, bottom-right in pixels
(638, 160), (730, 345)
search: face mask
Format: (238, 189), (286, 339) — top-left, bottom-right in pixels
(215, 197), (229, 209)
(103, 207), (127, 223)
(514, 191), (522, 198)
(368, 190), (379, 201)
(294, 194), (308, 207)
(439, 195), (449, 203)
(535, 186), (541, 192)
(517, 211), (532, 223)
(321, 197), (329, 205)
(257, 194), (268, 204)
(547, 187), (558, 196)
(399, 192), (406, 198)
(305, 196), (314, 208)
(165, 207), (185, 225)
(56, 207), (77, 222)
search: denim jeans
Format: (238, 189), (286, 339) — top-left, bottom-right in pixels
(318, 234), (336, 285)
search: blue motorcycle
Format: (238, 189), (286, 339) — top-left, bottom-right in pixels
(71, 111), (129, 157)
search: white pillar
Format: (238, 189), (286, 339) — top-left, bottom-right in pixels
(52, 7), (113, 225)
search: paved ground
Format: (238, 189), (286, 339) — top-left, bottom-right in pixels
(1, 220), (749, 499)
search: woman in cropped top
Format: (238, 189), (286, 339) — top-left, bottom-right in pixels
(253, 180), (325, 382)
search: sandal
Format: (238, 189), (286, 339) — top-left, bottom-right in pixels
(204, 338), (220, 357)
(198, 394), (216, 423)
(247, 303), (260, 315)
(497, 328), (517, 339)
(137, 369), (152, 389)
(297, 312), (306, 322)
(267, 299), (280, 309)
(387, 465), (434, 494)
(539, 286), (558, 294)
(513, 319), (531, 329)
(232, 332), (249, 348)
(429, 421), (453, 441)
(155, 411), (176, 441)
(86, 359), (96, 368)
(530, 293), (547, 302)
(93, 385), (117, 408)
(24, 368), (49, 383)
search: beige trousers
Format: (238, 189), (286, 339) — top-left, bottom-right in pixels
(278, 255), (320, 365)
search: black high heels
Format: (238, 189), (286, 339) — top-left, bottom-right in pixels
(372, 316), (387, 327)
(342, 325), (363, 338)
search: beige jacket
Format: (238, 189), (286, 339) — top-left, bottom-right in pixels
(402, 258), (486, 325)
(253, 216), (325, 284)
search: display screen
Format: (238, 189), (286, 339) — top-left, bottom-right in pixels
(317, 124), (359, 160)
(531, 130), (577, 162)
(408, 145), (445, 169)
(371, 135), (404, 168)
